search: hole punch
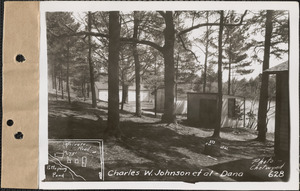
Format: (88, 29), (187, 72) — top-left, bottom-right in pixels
(7, 119), (14, 126)
(16, 54), (26, 62)
(14, 132), (23, 139)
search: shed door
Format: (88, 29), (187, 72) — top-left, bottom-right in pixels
(199, 99), (217, 128)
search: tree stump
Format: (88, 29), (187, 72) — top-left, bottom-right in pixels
(204, 138), (221, 157)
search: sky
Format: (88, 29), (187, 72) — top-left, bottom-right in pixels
(183, 10), (289, 81)
(71, 10), (289, 82)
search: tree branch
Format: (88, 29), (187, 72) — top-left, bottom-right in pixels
(94, 49), (108, 62)
(178, 10), (248, 36)
(178, 35), (200, 63)
(178, 23), (220, 36)
(224, 10), (248, 27)
(192, 42), (205, 54)
(54, 31), (109, 39)
(53, 29), (163, 52)
(120, 38), (164, 52)
(58, 21), (77, 33)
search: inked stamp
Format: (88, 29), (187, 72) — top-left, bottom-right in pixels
(45, 139), (104, 181)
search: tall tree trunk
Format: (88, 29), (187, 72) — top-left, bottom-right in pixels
(175, 52), (179, 102)
(52, 63), (56, 90)
(105, 11), (121, 137)
(124, 85), (128, 103)
(257, 10), (273, 142)
(60, 65), (64, 99)
(87, 83), (89, 98)
(133, 11), (142, 117)
(54, 70), (57, 89)
(161, 11), (176, 123)
(228, 61), (231, 95)
(154, 59), (157, 117)
(81, 82), (84, 100)
(88, 12), (97, 108)
(54, 69), (58, 100)
(203, 40), (208, 93)
(227, 36), (232, 95)
(58, 66), (61, 91)
(121, 83), (124, 111)
(212, 11), (224, 138)
(66, 43), (71, 104)
(82, 78), (86, 101)
(55, 76), (58, 100)
(121, 81), (128, 111)
(203, 12), (209, 93)
(154, 89), (157, 117)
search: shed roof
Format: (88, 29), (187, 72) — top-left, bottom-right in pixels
(264, 61), (288, 74)
(186, 92), (245, 99)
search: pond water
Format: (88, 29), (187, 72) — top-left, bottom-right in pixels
(244, 99), (275, 133)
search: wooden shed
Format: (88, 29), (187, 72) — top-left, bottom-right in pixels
(187, 93), (245, 128)
(264, 61), (289, 160)
(154, 87), (188, 115)
(95, 81), (151, 102)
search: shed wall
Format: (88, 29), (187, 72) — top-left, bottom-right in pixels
(98, 90), (151, 102)
(187, 93), (244, 128)
(187, 93), (217, 125)
(156, 89), (188, 114)
(275, 72), (290, 159)
(98, 90), (122, 102)
(156, 89), (165, 111)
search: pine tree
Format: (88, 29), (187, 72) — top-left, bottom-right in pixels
(223, 11), (253, 95)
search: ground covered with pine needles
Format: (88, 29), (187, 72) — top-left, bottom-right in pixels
(47, 96), (287, 182)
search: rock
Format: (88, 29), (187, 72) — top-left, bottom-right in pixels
(203, 138), (221, 157)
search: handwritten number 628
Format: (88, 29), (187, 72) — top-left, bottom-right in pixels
(268, 171), (284, 178)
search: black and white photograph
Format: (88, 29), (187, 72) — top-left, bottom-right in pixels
(39, 1), (299, 190)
